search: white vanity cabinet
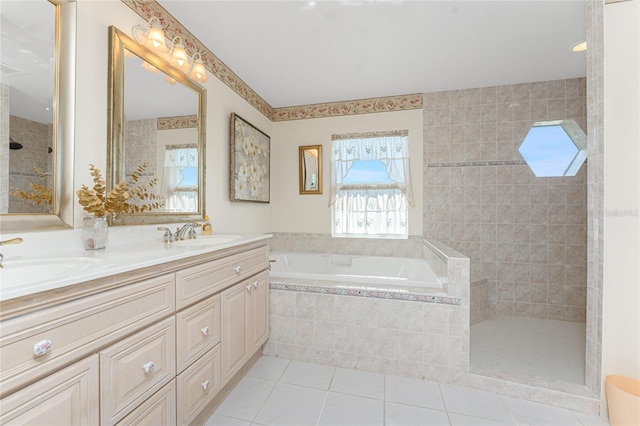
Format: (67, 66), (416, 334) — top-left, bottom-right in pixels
(221, 271), (269, 385)
(0, 241), (270, 426)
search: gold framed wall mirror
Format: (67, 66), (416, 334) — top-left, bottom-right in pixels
(0, 0), (76, 232)
(107, 26), (207, 225)
(299, 145), (322, 195)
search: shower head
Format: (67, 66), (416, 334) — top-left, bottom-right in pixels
(9, 137), (23, 150)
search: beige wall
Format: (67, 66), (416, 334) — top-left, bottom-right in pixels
(270, 110), (423, 235)
(73, 0), (272, 233)
(602, 0), (640, 387)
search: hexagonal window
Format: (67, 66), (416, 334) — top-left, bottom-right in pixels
(518, 119), (587, 177)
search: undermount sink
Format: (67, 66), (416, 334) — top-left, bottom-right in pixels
(171, 234), (242, 247)
(0, 257), (102, 288)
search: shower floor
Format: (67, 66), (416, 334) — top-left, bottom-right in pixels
(470, 316), (586, 386)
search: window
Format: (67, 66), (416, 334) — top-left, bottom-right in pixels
(160, 144), (198, 212)
(330, 131), (413, 238)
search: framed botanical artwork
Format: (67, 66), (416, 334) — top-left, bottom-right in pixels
(230, 113), (270, 203)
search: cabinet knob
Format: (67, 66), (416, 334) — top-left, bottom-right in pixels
(201, 326), (210, 336)
(246, 285), (252, 292)
(142, 361), (155, 374)
(201, 380), (210, 391)
(252, 281), (259, 288)
(234, 266), (242, 273)
(33, 339), (52, 357)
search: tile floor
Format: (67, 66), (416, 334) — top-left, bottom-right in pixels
(471, 316), (586, 384)
(205, 356), (609, 426)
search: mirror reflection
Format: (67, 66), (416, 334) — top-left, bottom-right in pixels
(108, 26), (206, 225)
(1, 1), (55, 214)
(299, 145), (322, 194)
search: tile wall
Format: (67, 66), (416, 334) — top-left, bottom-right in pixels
(269, 232), (423, 258)
(423, 78), (588, 322)
(585, 0), (604, 398)
(7, 115), (52, 214)
(124, 118), (157, 179)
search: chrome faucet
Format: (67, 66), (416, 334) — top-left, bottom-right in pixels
(0, 237), (24, 268)
(157, 227), (175, 243)
(175, 222), (201, 240)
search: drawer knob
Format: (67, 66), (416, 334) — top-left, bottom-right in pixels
(246, 285), (252, 292)
(33, 339), (52, 357)
(252, 281), (259, 288)
(201, 326), (210, 336)
(234, 266), (242, 273)
(142, 361), (155, 374)
(201, 380), (210, 391)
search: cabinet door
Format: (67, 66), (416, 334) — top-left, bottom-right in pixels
(220, 281), (250, 385)
(0, 354), (99, 425)
(250, 272), (269, 353)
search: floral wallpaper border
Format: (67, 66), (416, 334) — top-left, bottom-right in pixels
(121, 1), (424, 121)
(157, 115), (198, 130)
(272, 94), (423, 121)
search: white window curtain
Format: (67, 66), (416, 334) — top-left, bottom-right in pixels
(329, 132), (414, 207)
(160, 144), (198, 212)
(333, 185), (408, 236)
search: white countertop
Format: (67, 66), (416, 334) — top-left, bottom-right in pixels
(0, 224), (271, 302)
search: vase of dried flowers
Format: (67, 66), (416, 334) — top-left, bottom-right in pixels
(82, 215), (109, 250)
(77, 163), (164, 250)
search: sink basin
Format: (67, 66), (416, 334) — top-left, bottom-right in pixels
(171, 235), (242, 247)
(0, 257), (102, 288)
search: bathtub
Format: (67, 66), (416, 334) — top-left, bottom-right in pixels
(269, 251), (446, 297)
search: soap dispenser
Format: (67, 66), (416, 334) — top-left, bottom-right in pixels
(202, 215), (213, 235)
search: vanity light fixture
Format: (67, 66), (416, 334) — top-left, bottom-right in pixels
(132, 16), (167, 53)
(170, 36), (191, 72)
(190, 52), (208, 83)
(132, 19), (208, 84)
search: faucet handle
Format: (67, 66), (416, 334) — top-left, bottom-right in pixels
(0, 238), (23, 246)
(157, 227), (174, 243)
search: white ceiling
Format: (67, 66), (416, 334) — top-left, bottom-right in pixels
(158, 0), (587, 108)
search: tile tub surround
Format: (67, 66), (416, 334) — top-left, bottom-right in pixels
(264, 237), (471, 383)
(423, 78), (588, 323)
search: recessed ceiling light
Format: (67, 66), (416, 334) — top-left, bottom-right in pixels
(572, 41), (587, 52)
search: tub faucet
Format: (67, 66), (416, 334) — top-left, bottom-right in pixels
(175, 222), (201, 240)
(0, 237), (24, 268)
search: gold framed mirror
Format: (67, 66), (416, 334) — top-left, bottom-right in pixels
(0, 0), (76, 232)
(299, 145), (322, 195)
(107, 26), (206, 225)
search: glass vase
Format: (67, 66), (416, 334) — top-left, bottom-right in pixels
(82, 215), (108, 250)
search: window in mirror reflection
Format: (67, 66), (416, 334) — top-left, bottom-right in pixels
(161, 144), (198, 212)
(1, 0), (55, 213)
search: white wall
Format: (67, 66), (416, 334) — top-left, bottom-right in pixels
(602, 0), (640, 387)
(73, 0), (272, 233)
(270, 109), (423, 235)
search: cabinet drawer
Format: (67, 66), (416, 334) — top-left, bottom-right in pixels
(177, 345), (220, 425)
(176, 293), (220, 373)
(116, 380), (176, 426)
(176, 246), (268, 309)
(0, 275), (175, 398)
(100, 317), (176, 425)
(0, 354), (99, 425)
